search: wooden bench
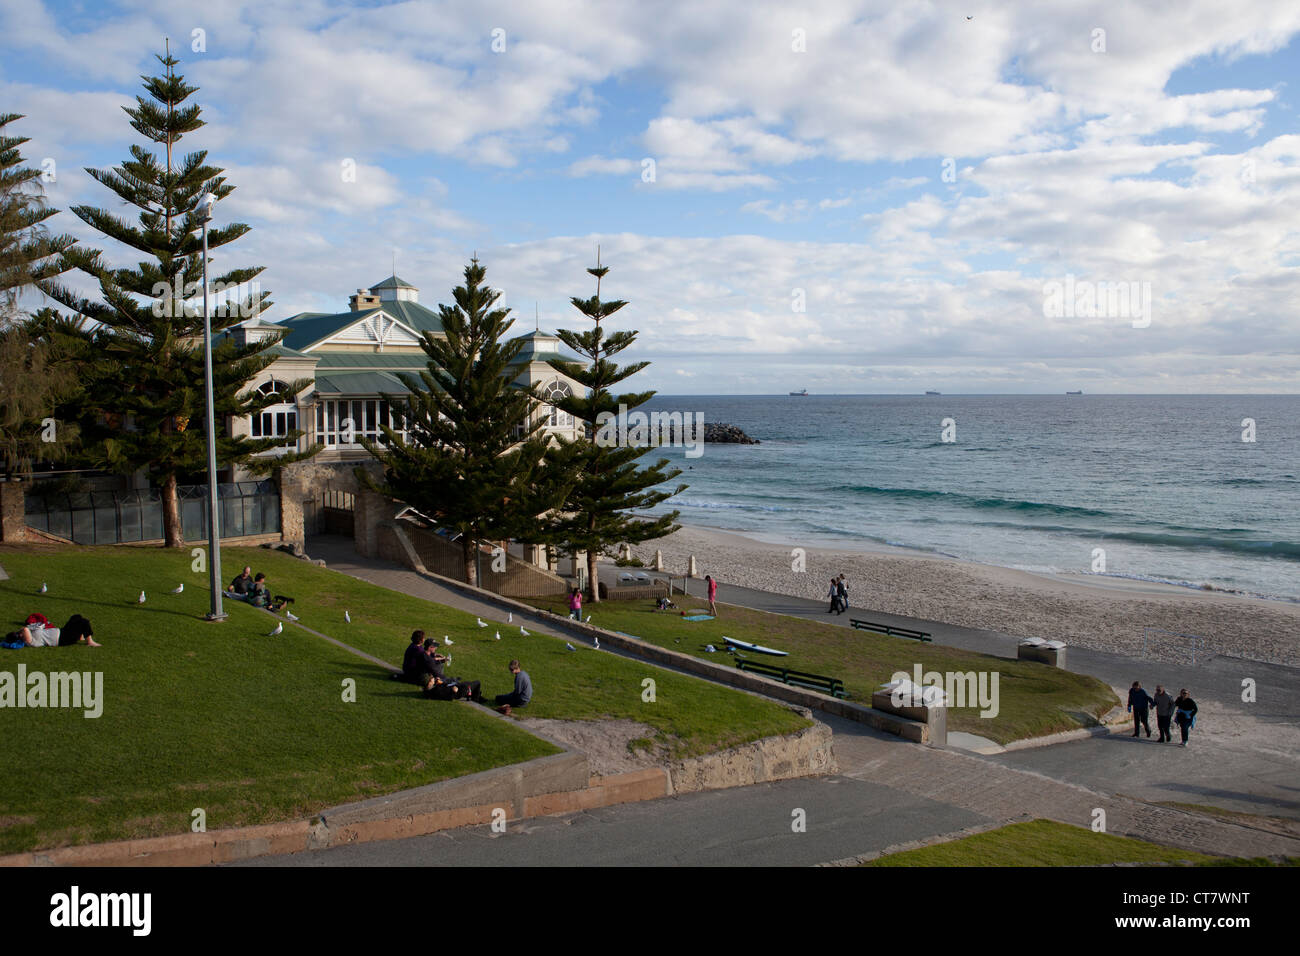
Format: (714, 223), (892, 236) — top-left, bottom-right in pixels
(734, 658), (847, 698)
(849, 618), (932, 643)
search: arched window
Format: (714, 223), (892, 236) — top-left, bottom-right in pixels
(544, 379), (573, 428)
(250, 379), (298, 450)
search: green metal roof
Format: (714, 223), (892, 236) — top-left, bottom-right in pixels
(274, 301), (444, 352)
(312, 352), (430, 369)
(313, 370), (413, 395)
(371, 274), (417, 290)
(506, 330), (574, 366)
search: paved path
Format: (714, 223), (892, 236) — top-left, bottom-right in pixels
(240, 536), (1300, 865)
(610, 565), (1300, 820)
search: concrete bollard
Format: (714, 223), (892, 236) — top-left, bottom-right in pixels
(653, 549), (664, 571)
(872, 679), (948, 746)
(1017, 638), (1067, 668)
(688, 554), (698, 578)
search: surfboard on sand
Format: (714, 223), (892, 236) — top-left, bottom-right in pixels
(721, 636), (788, 657)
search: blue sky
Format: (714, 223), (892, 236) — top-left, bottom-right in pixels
(3, 0), (1299, 392)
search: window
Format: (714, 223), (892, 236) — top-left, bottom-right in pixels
(314, 398), (407, 448)
(250, 380), (298, 451)
(543, 379), (573, 428)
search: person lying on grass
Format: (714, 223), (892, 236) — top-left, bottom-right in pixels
(418, 638), (483, 702)
(3, 613), (100, 648)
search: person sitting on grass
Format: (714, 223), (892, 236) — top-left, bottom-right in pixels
(401, 630), (435, 683)
(494, 659), (532, 715)
(3, 614), (100, 648)
(227, 566), (254, 600)
(419, 638), (482, 702)
(247, 573), (288, 611)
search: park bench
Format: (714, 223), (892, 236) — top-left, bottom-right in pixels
(849, 618), (932, 643)
(734, 658), (847, 698)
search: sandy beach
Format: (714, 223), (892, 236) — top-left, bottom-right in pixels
(630, 523), (1300, 667)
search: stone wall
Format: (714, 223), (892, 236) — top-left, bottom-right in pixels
(401, 524), (568, 597)
(666, 713), (836, 792)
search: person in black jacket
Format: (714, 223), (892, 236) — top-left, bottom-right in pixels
(1127, 681), (1154, 738)
(1174, 689), (1198, 746)
(402, 630), (435, 683)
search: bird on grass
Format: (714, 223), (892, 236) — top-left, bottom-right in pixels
(171, 584), (184, 594)
(494, 631), (501, 641)
(344, 611), (351, 623)
(519, 626), (529, 636)
(137, 591), (147, 604)
(444, 636), (454, 646)
(565, 643), (576, 651)
(39, 582), (47, 594)
(585, 615), (592, 623)
(476, 618), (488, 628)
(285, 610), (299, 622)
(594, 637), (600, 650)
(267, 622), (283, 637)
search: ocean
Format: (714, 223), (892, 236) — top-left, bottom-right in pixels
(634, 394), (1300, 602)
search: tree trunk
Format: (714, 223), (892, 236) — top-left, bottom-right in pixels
(162, 472), (183, 548)
(587, 548), (600, 603)
(463, 536), (478, 587)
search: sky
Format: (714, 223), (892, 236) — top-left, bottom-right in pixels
(2, 0), (1298, 394)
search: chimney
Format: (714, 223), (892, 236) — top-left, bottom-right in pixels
(349, 288), (380, 311)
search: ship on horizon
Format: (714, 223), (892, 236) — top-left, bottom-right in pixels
(925, 390), (941, 395)
(789, 388), (809, 396)
(1066, 390), (1083, 395)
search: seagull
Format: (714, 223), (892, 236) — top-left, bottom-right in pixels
(494, 631), (501, 640)
(476, 618), (488, 628)
(565, 643), (576, 651)
(443, 636), (454, 646)
(286, 610), (299, 622)
(39, 582), (47, 594)
(508, 613), (513, 623)
(344, 611), (351, 623)
(267, 622), (283, 637)
(520, 626), (529, 636)
(593, 637), (600, 650)
(138, 591), (147, 604)
(585, 615), (592, 622)
(171, 584), (184, 594)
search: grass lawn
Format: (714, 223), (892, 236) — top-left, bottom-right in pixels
(866, 819), (1297, 866)
(0, 545), (806, 854)
(529, 595), (1118, 744)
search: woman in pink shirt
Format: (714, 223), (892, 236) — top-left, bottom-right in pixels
(706, 574), (718, 617)
(568, 587), (583, 621)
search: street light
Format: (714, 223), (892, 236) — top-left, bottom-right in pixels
(198, 192), (225, 621)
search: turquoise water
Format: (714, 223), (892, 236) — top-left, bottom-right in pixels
(636, 394), (1300, 601)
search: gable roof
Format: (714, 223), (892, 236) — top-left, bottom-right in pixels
(506, 330), (573, 367)
(274, 301), (444, 351)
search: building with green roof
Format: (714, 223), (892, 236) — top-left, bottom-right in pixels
(229, 276), (584, 479)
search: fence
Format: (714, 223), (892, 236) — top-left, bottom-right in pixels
(24, 481), (281, 545)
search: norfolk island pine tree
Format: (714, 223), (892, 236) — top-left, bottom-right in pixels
(361, 258), (575, 586)
(543, 253), (684, 602)
(41, 47), (314, 546)
(0, 113), (80, 475)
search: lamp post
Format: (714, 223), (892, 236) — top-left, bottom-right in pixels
(198, 192), (225, 621)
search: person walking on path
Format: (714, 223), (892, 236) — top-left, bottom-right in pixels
(826, 577), (841, 614)
(1174, 688), (1199, 747)
(568, 587), (583, 621)
(706, 574), (718, 617)
(836, 575), (848, 615)
(1153, 685), (1175, 742)
(1127, 681), (1154, 738)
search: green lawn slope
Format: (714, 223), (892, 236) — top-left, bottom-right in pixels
(0, 545), (806, 854)
(529, 595), (1118, 744)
